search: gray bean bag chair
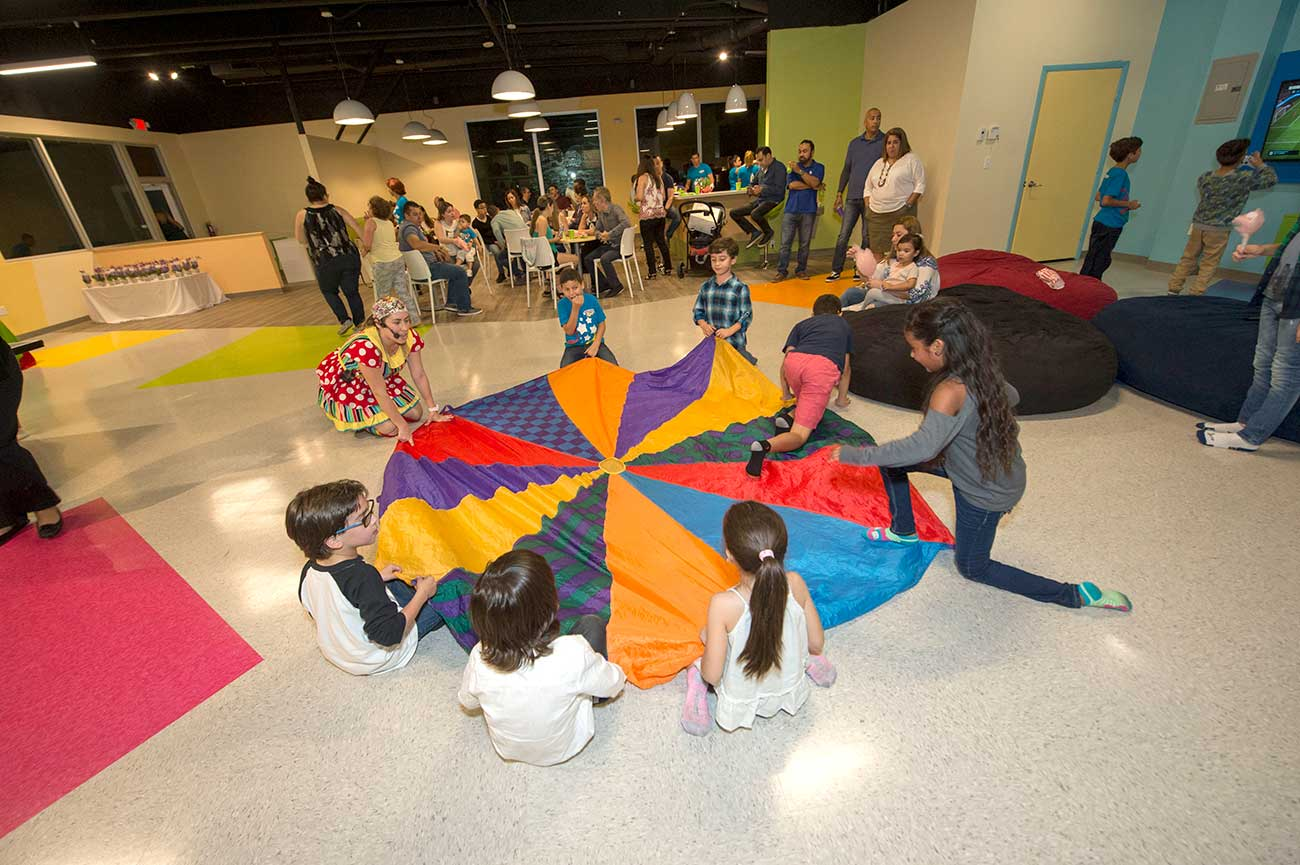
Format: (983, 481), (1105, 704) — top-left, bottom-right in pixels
(847, 284), (1118, 415)
(1093, 295), (1299, 443)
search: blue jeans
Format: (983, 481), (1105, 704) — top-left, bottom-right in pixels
(730, 200), (777, 241)
(1238, 297), (1300, 445)
(422, 255), (472, 310)
(778, 211), (817, 275)
(386, 580), (446, 638)
(880, 465), (1081, 608)
(831, 198), (868, 273)
(666, 206), (682, 240)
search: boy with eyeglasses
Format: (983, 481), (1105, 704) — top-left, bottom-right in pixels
(287, 479), (442, 675)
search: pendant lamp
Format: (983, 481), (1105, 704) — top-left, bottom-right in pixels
(492, 69), (535, 101)
(668, 100), (685, 126)
(333, 98), (375, 126)
(655, 109), (672, 132)
(422, 127), (449, 145)
(401, 120), (432, 140)
(724, 84), (748, 114)
(676, 91), (698, 119)
(509, 100), (541, 118)
(523, 115), (550, 133)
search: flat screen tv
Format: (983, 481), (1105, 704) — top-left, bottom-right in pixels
(1262, 77), (1300, 160)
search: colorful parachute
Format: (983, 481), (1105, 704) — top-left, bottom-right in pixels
(375, 338), (952, 688)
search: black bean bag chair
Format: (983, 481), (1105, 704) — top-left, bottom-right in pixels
(1093, 295), (1300, 443)
(847, 284), (1118, 415)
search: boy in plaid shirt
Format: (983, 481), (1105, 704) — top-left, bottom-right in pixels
(692, 237), (756, 364)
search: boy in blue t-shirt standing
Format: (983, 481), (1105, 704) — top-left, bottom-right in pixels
(556, 267), (619, 368)
(1080, 136), (1143, 280)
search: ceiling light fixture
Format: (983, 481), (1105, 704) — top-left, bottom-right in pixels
(169, 71), (179, 80)
(655, 109), (672, 132)
(718, 51), (729, 61)
(0, 55), (97, 76)
(147, 71), (160, 82)
(401, 120), (431, 140)
(326, 17), (374, 126)
(667, 99), (685, 126)
(676, 92), (698, 119)
(724, 83), (748, 114)
(523, 116), (550, 133)
(508, 100), (541, 118)
(422, 127), (449, 145)
(495, 137), (525, 144)
(491, 69), (535, 101)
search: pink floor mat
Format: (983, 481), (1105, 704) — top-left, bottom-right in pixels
(0, 499), (261, 837)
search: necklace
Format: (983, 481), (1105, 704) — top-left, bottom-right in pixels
(876, 158), (897, 188)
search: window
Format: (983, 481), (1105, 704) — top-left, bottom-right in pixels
(0, 137), (83, 256)
(126, 144), (166, 178)
(700, 99), (762, 188)
(467, 118), (539, 210)
(536, 112), (603, 200)
(43, 140), (151, 247)
(635, 107), (698, 188)
(127, 144), (192, 240)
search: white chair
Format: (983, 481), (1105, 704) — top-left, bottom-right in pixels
(521, 237), (559, 309)
(503, 228), (530, 287)
(473, 233), (494, 295)
(593, 228), (642, 299)
(401, 250), (448, 324)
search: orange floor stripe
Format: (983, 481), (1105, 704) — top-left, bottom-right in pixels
(748, 275), (835, 309)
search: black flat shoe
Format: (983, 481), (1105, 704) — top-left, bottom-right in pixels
(0, 518), (30, 546)
(37, 517), (63, 539)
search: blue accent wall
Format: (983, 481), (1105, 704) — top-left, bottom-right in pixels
(1117, 0), (1300, 274)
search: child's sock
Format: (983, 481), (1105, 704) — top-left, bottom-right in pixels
(806, 654), (837, 687)
(746, 439), (771, 477)
(680, 666), (712, 736)
(1077, 581), (1132, 612)
(774, 406), (794, 431)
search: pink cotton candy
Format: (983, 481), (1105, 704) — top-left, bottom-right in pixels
(1232, 209), (1265, 236)
(849, 245), (877, 278)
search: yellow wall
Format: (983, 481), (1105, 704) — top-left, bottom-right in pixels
(93, 233), (283, 296)
(939, 0), (1165, 253)
(178, 123), (313, 240)
(860, 0), (978, 253)
(0, 113), (210, 233)
(306, 134), (389, 217)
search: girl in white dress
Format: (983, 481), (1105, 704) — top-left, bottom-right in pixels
(681, 501), (835, 735)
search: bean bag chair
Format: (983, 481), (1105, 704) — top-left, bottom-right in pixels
(847, 284), (1118, 415)
(937, 249), (1118, 320)
(1093, 295), (1300, 443)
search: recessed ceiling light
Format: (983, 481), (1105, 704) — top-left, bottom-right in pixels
(506, 22), (517, 30)
(147, 71), (160, 81)
(169, 70), (178, 80)
(320, 9), (333, 17)
(718, 51), (728, 61)
(395, 58), (405, 64)
(482, 40), (495, 48)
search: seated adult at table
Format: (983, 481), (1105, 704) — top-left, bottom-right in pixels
(398, 201), (481, 317)
(549, 183), (572, 211)
(490, 201), (530, 279)
(386, 177), (408, 224)
(295, 176), (366, 336)
(775, 139), (825, 281)
(1, 338), (62, 544)
(531, 197), (581, 270)
(685, 152), (714, 193)
(839, 215), (940, 308)
(473, 199), (510, 284)
(585, 187), (632, 298)
(8, 233), (34, 258)
(315, 296), (452, 442)
(566, 180), (590, 229)
(504, 188), (530, 224)
(731, 146), (784, 249)
(864, 127), (926, 257)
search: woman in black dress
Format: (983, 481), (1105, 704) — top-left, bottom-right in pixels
(1, 339), (62, 543)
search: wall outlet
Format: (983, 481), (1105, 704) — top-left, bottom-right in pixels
(977, 127), (987, 142)
(988, 125), (1001, 141)
(983, 156), (992, 170)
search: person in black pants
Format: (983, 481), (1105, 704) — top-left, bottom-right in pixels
(294, 176), (367, 336)
(1, 340), (62, 544)
(1079, 137), (1142, 280)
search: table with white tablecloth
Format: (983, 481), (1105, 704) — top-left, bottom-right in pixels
(82, 273), (227, 324)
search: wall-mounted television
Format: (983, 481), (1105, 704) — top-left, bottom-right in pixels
(1261, 78), (1300, 160)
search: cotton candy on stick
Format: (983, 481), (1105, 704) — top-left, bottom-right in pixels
(1233, 208), (1265, 255)
(848, 246), (877, 280)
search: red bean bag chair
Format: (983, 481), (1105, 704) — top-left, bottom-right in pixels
(937, 249), (1118, 320)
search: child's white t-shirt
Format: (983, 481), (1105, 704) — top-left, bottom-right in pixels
(458, 635), (626, 766)
(880, 260), (919, 284)
(299, 560), (418, 676)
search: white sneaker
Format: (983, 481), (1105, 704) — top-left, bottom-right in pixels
(1197, 428), (1258, 451)
(1195, 420), (1244, 433)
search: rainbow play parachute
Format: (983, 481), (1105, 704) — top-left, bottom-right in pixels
(375, 338), (952, 688)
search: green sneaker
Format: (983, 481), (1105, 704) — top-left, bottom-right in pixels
(1078, 581), (1131, 612)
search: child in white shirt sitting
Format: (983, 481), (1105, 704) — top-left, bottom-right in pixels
(458, 550), (625, 766)
(856, 233), (928, 307)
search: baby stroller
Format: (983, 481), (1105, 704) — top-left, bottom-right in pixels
(678, 200), (727, 277)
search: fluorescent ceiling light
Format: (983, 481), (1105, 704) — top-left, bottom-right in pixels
(495, 137), (524, 143)
(0, 55), (96, 76)
(584, 133), (599, 138)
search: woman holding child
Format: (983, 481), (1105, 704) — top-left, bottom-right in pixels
(315, 296), (451, 442)
(840, 215), (940, 309)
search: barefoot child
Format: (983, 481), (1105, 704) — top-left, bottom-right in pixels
(287, 479), (443, 675)
(692, 236), (756, 364)
(681, 501), (834, 735)
(832, 298), (1132, 612)
(458, 550), (625, 766)
(556, 267), (619, 368)
(747, 294), (853, 476)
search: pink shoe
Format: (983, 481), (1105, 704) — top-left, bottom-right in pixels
(805, 654), (837, 687)
(680, 666), (712, 736)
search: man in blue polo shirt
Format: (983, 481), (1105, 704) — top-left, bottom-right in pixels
(827, 108), (884, 281)
(685, 152), (714, 192)
(776, 139), (825, 280)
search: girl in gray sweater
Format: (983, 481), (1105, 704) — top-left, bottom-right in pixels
(834, 299), (1131, 611)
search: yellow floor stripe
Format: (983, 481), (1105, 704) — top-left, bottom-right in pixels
(30, 331), (178, 367)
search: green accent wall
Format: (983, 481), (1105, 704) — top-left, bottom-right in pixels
(765, 24), (869, 252)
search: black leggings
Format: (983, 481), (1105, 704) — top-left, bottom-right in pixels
(570, 614), (608, 658)
(640, 217), (671, 273)
(0, 342), (59, 526)
(314, 252), (365, 326)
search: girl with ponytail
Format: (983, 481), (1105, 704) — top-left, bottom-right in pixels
(834, 297), (1132, 613)
(681, 501), (832, 735)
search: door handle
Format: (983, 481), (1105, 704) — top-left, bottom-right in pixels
(1025, 180), (1044, 188)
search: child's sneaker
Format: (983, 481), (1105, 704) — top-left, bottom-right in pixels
(806, 654), (836, 687)
(680, 666), (712, 736)
(1077, 581), (1131, 612)
(863, 526), (918, 544)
